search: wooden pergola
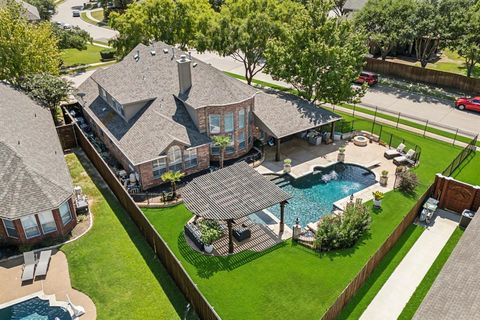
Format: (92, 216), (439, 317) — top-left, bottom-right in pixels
(182, 162), (292, 254)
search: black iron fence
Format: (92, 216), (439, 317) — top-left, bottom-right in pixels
(442, 135), (478, 176)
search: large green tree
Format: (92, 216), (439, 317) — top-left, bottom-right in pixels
(52, 24), (92, 50)
(203, 0), (302, 85)
(265, 0), (368, 104)
(0, 3), (60, 84)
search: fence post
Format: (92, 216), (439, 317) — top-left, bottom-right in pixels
(378, 125), (383, 141)
(333, 104), (336, 113)
(371, 107), (378, 133)
(352, 104), (356, 118)
(423, 120), (429, 138)
(388, 133), (393, 148)
(396, 112), (401, 129)
(452, 129), (458, 146)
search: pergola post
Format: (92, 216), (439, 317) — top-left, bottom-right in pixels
(330, 122), (336, 142)
(227, 219), (234, 254)
(275, 137), (281, 162)
(279, 201), (286, 233)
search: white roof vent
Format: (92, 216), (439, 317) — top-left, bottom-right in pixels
(150, 50), (156, 56)
(134, 50), (140, 62)
(163, 48), (169, 54)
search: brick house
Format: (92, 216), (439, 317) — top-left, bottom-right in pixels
(76, 42), (341, 190)
(0, 83), (76, 246)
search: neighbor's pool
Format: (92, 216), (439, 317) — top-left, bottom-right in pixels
(268, 163), (376, 227)
(0, 297), (72, 320)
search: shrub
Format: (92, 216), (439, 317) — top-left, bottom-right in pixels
(315, 203), (371, 251)
(398, 171), (419, 194)
(372, 191), (384, 200)
(199, 220), (223, 245)
(381, 170), (389, 176)
(100, 49), (116, 61)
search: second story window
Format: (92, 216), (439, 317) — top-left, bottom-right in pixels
(184, 148), (198, 169)
(152, 157), (167, 178)
(168, 146), (183, 172)
(239, 109), (245, 129)
(225, 112), (234, 132)
(209, 114), (220, 134)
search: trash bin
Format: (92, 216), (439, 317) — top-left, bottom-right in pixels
(459, 209), (476, 228)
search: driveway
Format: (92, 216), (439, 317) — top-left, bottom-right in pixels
(53, 0), (117, 42)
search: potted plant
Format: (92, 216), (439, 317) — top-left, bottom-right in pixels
(199, 220), (222, 254)
(372, 191), (384, 208)
(380, 170), (389, 186)
(283, 158), (292, 173)
(337, 147), (346, 162)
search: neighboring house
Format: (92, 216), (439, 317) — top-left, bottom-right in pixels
(0, 83), (76, 246)
(0, 0), (41, 21)
(343, 0), (368, 15)
(76, 42), (341, 190)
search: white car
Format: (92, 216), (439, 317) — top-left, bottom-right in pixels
(72, 10), (80, 17)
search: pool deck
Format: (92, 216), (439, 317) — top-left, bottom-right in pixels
(0, 249), (96, 319)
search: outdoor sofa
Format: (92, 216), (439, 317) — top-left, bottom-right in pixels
(184, 223), (204, 251)
(384, 143), (406, 159)
(233, 227), (251, 242)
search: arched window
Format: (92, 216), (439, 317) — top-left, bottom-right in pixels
(168, 146), (183, 172)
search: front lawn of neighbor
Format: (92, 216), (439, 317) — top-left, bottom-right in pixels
(62, 152), (191, 319)
(141, 116), (474, 319)
(61, 44), (104, 67)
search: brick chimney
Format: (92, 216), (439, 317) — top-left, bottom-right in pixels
(177, 54), (192, 94)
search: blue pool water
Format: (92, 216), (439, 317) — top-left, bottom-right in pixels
(268, 163), (376, 227)
(0, 298), (72, 320)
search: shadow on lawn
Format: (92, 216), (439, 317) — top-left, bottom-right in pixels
(73, 150), (192, 319)
(177, 232), (287, 279)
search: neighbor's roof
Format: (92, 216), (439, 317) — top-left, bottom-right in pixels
(182, 162), (292, 220)
(0, 0), (41, 21)
(343, 0), (368, 11)
(253, 90), (342, 138)
(0, 83), (73, 220)
(413, 208), (480, 320)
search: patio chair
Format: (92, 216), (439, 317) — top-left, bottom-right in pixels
(384, 143), (406, 159)
(34, 250), (52, 279)
(393, 149), (416, 166)
(21, 251), (36, 282)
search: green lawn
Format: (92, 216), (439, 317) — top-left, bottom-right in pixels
(61, 44), (104, 67)
(62, 152), (191, 319)
(338, 225), (424, 319)
(398, 227), (464, 319)
(452, 152), (480, 185)
(90, 9), (104, 22)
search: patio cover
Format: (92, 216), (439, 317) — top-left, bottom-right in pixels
(182, 161), (292, 221)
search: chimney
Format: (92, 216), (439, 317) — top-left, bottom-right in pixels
(177, 54), (192, 94)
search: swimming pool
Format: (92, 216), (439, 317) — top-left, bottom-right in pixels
(0, 297), (72, 320)
(268, 163), (376, 227)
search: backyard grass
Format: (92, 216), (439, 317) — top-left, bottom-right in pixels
(398, 227), (465, 319)
(62, 152), (191, 319)
(61, 44), (104, 67)
(452, 152), (480, 185)
(337, 225), (425, 319)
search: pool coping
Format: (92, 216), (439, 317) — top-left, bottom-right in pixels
(0, 290), (73, 318)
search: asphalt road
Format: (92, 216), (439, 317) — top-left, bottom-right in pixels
(52, 0), (117, 42)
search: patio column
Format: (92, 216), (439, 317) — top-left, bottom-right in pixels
(279, 201), (286, 233)
(227, 219), (234, 254)
(275, 137), (281, 162)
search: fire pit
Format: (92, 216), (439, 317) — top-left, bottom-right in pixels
(353, 135), (368, 147)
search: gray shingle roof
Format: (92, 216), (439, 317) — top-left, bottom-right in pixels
(182, 162), (292, 220)
(413, 209), (480, 320)
(0, 83), (73, 220)
(0, 0), (40, 21)
(343, 0), (368, 11)
(253, 90), (342, 138)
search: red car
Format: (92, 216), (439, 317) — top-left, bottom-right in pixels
(355, 71), (378, 86)
(455, 96), (480, 112)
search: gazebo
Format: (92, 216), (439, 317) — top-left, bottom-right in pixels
(182, 162), (292, 254)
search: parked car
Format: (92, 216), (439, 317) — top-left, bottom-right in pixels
(355, 71), (378, 86)
(63, 23), (72, 29)
(455, 96), (480, 112)
(72, 10), (80, 17)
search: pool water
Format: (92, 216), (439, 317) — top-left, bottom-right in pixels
(0, 297), (72, 320)
(268, 163), (376, 227)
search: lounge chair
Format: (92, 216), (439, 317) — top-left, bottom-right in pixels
(34, 250), (52, 279)
(384, 143), (406, 159)
(21, 251), (36, 282)
(393, 149), (416, 166)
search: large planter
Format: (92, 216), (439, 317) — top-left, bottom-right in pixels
(373, 199), (382, 208)
(380, 175), (388, 187)
(283, 164), (291, 173)
(204, 244), (213, 254)
(337, 153), (345, 162)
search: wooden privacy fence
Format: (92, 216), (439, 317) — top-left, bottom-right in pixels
(62, 123), (220, 320)
(321, 185), (434, 320)
(365, 58), (480, 94)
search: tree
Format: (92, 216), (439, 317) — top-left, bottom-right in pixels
(18, 74), (72, 124)
(52, 24), (92, 50)
(0, 3), (60, 84)
(265, 0), (368, 104)
(203, 0), (302, 85)
(354, 0), (417, 60)
(24, 0), (55, 20)
(212, 135), (231, 168)
(160, 170), (185, 198)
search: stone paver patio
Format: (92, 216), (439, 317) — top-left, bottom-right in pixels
(0, 249), (96, 319)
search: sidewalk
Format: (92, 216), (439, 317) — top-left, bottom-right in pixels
(360, 210), (459, 320)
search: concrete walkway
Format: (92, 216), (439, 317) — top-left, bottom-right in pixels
(360, 210), (459, 320)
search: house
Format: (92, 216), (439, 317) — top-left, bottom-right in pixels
(343, 0), (368, 14)
(76, 42), (341, 190)
(0, 0), (41, 21)
(0, 83), (76, 246)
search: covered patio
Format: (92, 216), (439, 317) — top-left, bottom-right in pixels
(182, 162), (292, 254)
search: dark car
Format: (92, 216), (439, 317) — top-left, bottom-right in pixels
(455, 96), (480, 112)
(72, 10), (80, 17)
(355, 71), (378, 86)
